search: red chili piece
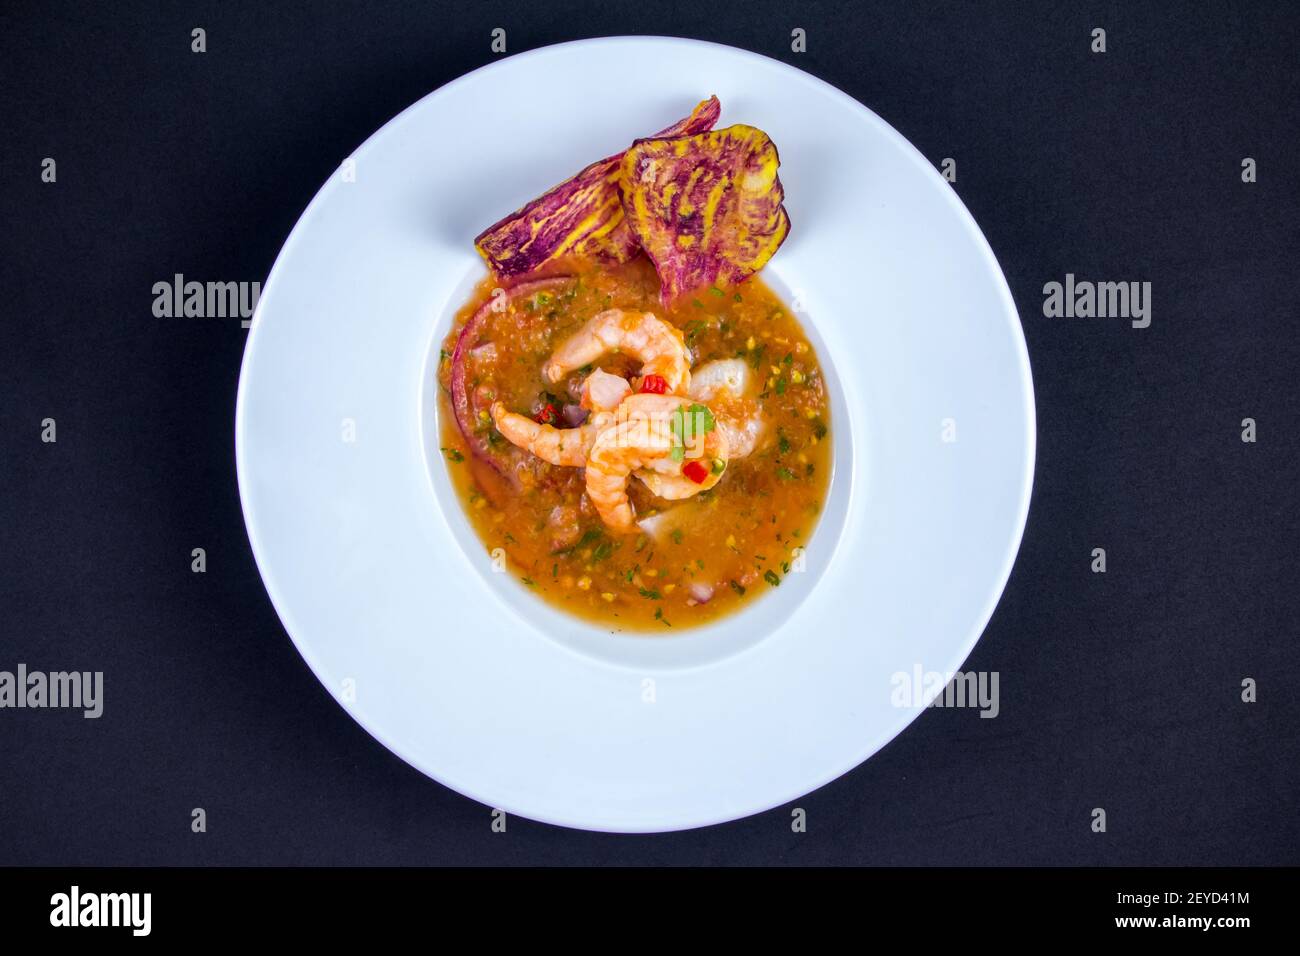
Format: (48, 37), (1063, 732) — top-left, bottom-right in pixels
(682, 460), (709, 484)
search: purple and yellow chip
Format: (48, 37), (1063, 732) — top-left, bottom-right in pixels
(474, 97), (721, 277)
(619, 125), (790, 304)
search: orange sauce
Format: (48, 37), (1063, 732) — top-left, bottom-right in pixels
(436, 256), (830, 631)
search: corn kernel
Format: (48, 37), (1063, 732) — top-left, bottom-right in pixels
(601, 592), (615, 602)
(791, 370), (805, 384)
(577, 576), (591, 590)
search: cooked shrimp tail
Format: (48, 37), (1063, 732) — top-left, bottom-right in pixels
(490, 401), (598, 467)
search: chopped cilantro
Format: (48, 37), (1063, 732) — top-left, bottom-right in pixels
(552, 528), (601, 555)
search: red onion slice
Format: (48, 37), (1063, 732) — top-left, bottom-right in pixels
(560, 403), (589, 427)
(687, 581), (715, 604)
(448, 276), (575, 477)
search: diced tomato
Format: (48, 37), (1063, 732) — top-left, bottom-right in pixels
(534, 403), (558, 425)
(639, 374), (669, 394)
(682, 459), (709, 484)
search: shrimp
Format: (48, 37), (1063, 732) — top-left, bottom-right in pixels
(491, 369), (632, 466)
(489, 402), (601, 467)
(616, 392), (730, 498)
(544, 309), (692, 395)
(688, 358), (764, 458)
(585, 404), (730, 531)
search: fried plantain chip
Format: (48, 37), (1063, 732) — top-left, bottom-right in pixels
(474, 97), (721, 277)
(619, 125), (790, 303)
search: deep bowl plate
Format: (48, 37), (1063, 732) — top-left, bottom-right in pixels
(236, 37), (1035, 832)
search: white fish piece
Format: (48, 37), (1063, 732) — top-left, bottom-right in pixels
(688, 358), (764, 458)
(581, 368), (633, 411)
(687, 358), (750, 401)
(636, 505), (695, 540)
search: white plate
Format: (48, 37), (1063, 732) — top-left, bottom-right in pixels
(236, 37), (1035, 832)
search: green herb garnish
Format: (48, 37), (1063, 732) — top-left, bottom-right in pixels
(668, 402), (717, 461)
(552, 528), (602, 555)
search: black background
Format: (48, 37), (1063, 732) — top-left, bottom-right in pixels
(1, 1), (1296, 865)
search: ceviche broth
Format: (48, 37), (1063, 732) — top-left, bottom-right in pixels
(436, 256), (830, 631)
